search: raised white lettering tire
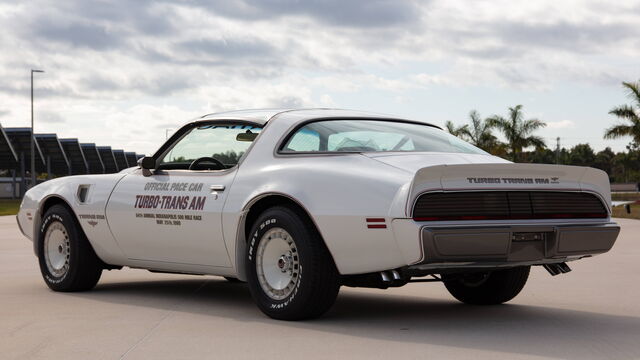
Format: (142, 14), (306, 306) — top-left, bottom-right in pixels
(38, 204), (103, 292)
(246, 206), (340, 320)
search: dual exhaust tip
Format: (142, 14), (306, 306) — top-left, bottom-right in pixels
(543, 262), (572, 276)
(381, 263), (572, 281)
(380, 270), (402, 282)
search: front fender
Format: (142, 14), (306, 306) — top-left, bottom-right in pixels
(17, 174), (129, 265)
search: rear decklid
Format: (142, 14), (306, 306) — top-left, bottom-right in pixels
(407, 163), (612, 217)
(365, 152), (508, 173)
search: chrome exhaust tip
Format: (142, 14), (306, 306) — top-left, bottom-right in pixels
(380, 271), (392, 282)
(391, 270), (401, 281)
(543, 262), (572, 276)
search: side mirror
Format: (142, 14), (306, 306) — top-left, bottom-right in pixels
(138, 156), (156, 177)
(139, 156), (156, 169)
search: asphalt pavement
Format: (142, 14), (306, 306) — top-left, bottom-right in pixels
(1, 215), (639, 359)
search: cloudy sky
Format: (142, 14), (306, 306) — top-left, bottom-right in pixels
(0, 0), (639, 155)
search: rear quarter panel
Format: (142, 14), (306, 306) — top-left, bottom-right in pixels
(225, 151), (414, 275)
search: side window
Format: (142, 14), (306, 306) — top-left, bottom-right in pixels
(159, 124), (262, 170)
(283, 128), (320, 152)
(327, 131), (411, 151)
(397, 139), (415, 151)
(280, 120), (486, 154)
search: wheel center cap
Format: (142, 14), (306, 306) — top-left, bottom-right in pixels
(277, 254), (291, 273)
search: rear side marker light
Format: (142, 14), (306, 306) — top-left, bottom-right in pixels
(366, 218), (387, 229)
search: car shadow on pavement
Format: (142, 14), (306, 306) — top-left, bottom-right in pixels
(70, 278), (640, 360)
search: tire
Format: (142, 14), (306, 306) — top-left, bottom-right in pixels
(443, 266), (530, 305)
(246, 206), (340, 320)
(37, 204), (103, 292)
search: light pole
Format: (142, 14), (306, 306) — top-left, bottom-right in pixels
(31, 69), (44, 188)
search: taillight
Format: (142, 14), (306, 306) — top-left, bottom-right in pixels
(412, 191), (607, 222)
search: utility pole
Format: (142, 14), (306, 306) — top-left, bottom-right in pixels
(555, 137), (560, 164)
(30, 69), (44, 189)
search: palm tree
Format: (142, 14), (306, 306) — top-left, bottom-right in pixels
(444, 120), (468, 137)
(604, 80), (640, 149)
(487, 105), (546, 162)
(457, 110), (498, 152)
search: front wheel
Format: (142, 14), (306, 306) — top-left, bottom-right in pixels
(246, 206), (340, 320)
(443, 266), (530, 305)
(38, 204), (103, 292)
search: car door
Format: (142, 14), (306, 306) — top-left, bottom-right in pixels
(105, 122), (262, 267)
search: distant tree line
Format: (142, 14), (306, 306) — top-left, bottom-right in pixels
(445, 80), (640, 183)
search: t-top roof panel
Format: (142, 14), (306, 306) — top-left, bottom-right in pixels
(112, 149), (129, 170)
(35, 134), (71, 175)
(4, 128), (46, 170)
(59, 138), (89, 175)
(0, 123), (18, 170)
(96, 146), (119, 173)
(80, 143), (105, 174)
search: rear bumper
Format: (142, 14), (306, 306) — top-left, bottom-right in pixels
(409, 221), (619, 271)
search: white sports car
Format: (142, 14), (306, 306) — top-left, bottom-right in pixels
(17, 109), (620, 320)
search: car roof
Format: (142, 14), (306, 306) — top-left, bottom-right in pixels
(198, 108), (293, 124)
(196, 108), (440, 128)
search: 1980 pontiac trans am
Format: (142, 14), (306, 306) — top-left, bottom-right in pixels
(17, 109), (620, 320)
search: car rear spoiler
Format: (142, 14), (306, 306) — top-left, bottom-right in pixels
(407, 163), (612, 217)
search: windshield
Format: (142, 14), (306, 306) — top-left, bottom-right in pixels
(281, 120), (487, 155)
(159, 124), (262, 170)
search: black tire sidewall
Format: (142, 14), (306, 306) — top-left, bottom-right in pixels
(443, 266), (530, 305)
(246, 207), (333, 319)
(38, 205), (87, 291)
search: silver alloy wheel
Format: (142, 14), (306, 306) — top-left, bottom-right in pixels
(256, 227), (300, 300)
(44, 221), (70, 278)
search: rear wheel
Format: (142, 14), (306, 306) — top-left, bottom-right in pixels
(246, 206), (340, 320)
(443, 266), (530, 305)
(38, 204), (103, 292)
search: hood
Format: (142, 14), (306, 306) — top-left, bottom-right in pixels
(362, 152), (509, 173)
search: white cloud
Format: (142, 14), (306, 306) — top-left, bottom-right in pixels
(546, 120), (576, 129)
(319, 94), (335, 106)
(0, 0), (637, 153)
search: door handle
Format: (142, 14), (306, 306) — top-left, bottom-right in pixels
(210, 185), (225, 199)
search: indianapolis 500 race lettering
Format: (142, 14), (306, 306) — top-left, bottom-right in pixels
(134, 181), (207, 226)
(135, 181), (206, 210)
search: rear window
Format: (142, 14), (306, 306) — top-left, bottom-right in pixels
(281, 120), (486, 154)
